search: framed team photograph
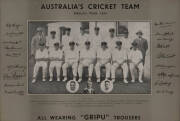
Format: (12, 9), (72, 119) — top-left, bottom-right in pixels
(28, 21), (151, 94)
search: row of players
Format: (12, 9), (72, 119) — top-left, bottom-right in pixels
(31, 39), (144, 84)
(31, 27), (148, 64)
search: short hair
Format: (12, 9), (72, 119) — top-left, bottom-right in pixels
(69, 41), (75, 45)
(54, 42), (59, 46)
(131, 41), (138, 46)
(70, 81), (76, 85)
(109, 28), (115, 32)
(66, 28), (71, 31)
(101, 41), (107, 46)
(94, 27), (100, 31)
(50, 31), (56, 34)
(105, 80), (110, 84)
(136, 30), (143, 35)
(85, 41), (91, 45)
(39, 42), (45, 46)
(116, 41), (122, 46)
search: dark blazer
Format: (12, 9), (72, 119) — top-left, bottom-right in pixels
(83, 88), (95, 94)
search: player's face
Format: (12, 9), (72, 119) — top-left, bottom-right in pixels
(54, 45), (59, 50)
(38, 31), (42, 35)
(70, 44), (75, 50)
(101, 44), (106, 50)
(95, 30), (99, 35)
(117, 45), (122, 50)
(87, 82), (92, 88)
(67, 31), (71, 36)
(62, 29), (66, 35)
(70, 82), (76, 91)
(110, 31), (114, 37)
(105, 82), (110, 90)
(39, 46), (44, 51)
(133, 46), (137, 50)
(138, 34), (142, 38)
(85, 44), (90, 49)
(80, 29), (84, 35)
(51, 34), (56, 38)
(124, 34), (128, 38)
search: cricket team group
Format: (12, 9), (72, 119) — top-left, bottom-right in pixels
(30, 25), (148, 85)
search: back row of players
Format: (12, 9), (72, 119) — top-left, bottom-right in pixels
(31, 26), (148, 84)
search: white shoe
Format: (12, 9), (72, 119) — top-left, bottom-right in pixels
(42, 78), (46, 82)
(88, 78), (91, 82)
(57, 78), (60, 82)
(78, 78), (82, 83)
(62, 77), (67, 82)
(139, 79), (143, 83)
(97, 78), (100, 83)
(131, 80), (135, 83)
(32, 79), (36, 83)
(123, 79), (128, 84)
(111, 79), (115, 83)
(49, 78), (53, 82)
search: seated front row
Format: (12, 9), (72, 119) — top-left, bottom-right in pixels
(31, 40), (144, 84)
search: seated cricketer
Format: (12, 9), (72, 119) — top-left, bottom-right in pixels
(95, 41), (111, 83)
(48, 42), (64, 82)
(78, 40), (96, 82)
(32, 42), (48, 83)
(62, 41), (79, 82)
(111, 41), (129, 83)
(128, 41), (144, 83)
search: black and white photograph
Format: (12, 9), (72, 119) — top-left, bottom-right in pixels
(28, 21), (151, 94)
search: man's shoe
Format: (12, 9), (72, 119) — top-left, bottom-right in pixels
(139, 79), (143, 83)
(62, 77), (67, 82)
(42, 78), (46, 82)
(78, 78), (82, 83)
(123, 79), (128, 84)
(111, 79), (115, 83)
(97, 78), (100, 83)
(49, 78), (53, 82)
(57, 78), (60, 82)
(32, 79), (36, 83)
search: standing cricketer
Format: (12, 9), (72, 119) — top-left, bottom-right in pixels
(31, 27), (46, 57)
(61, 27), (73, 50)
(46, 31), (59, 51)
(91, 26), (102, 50)
(77, 27), (89, 49)
(107, 28), (118, 51)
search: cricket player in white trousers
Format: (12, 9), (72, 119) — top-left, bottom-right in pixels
(95, 41), (111, 83)
(46, 31), (60, 51)
(61, 28), (74, 51)
(107, 28), (118, 51)
(32, 42), (48, 83)
(49, 42), (64, 82)
(128, 42), (144, 83)
(111, 41), (129, 83)
(78, 40), (96, 82)
(91, 27), (102, 50)
(62, 41), (79, 82)
(77, 27), (89, 49)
